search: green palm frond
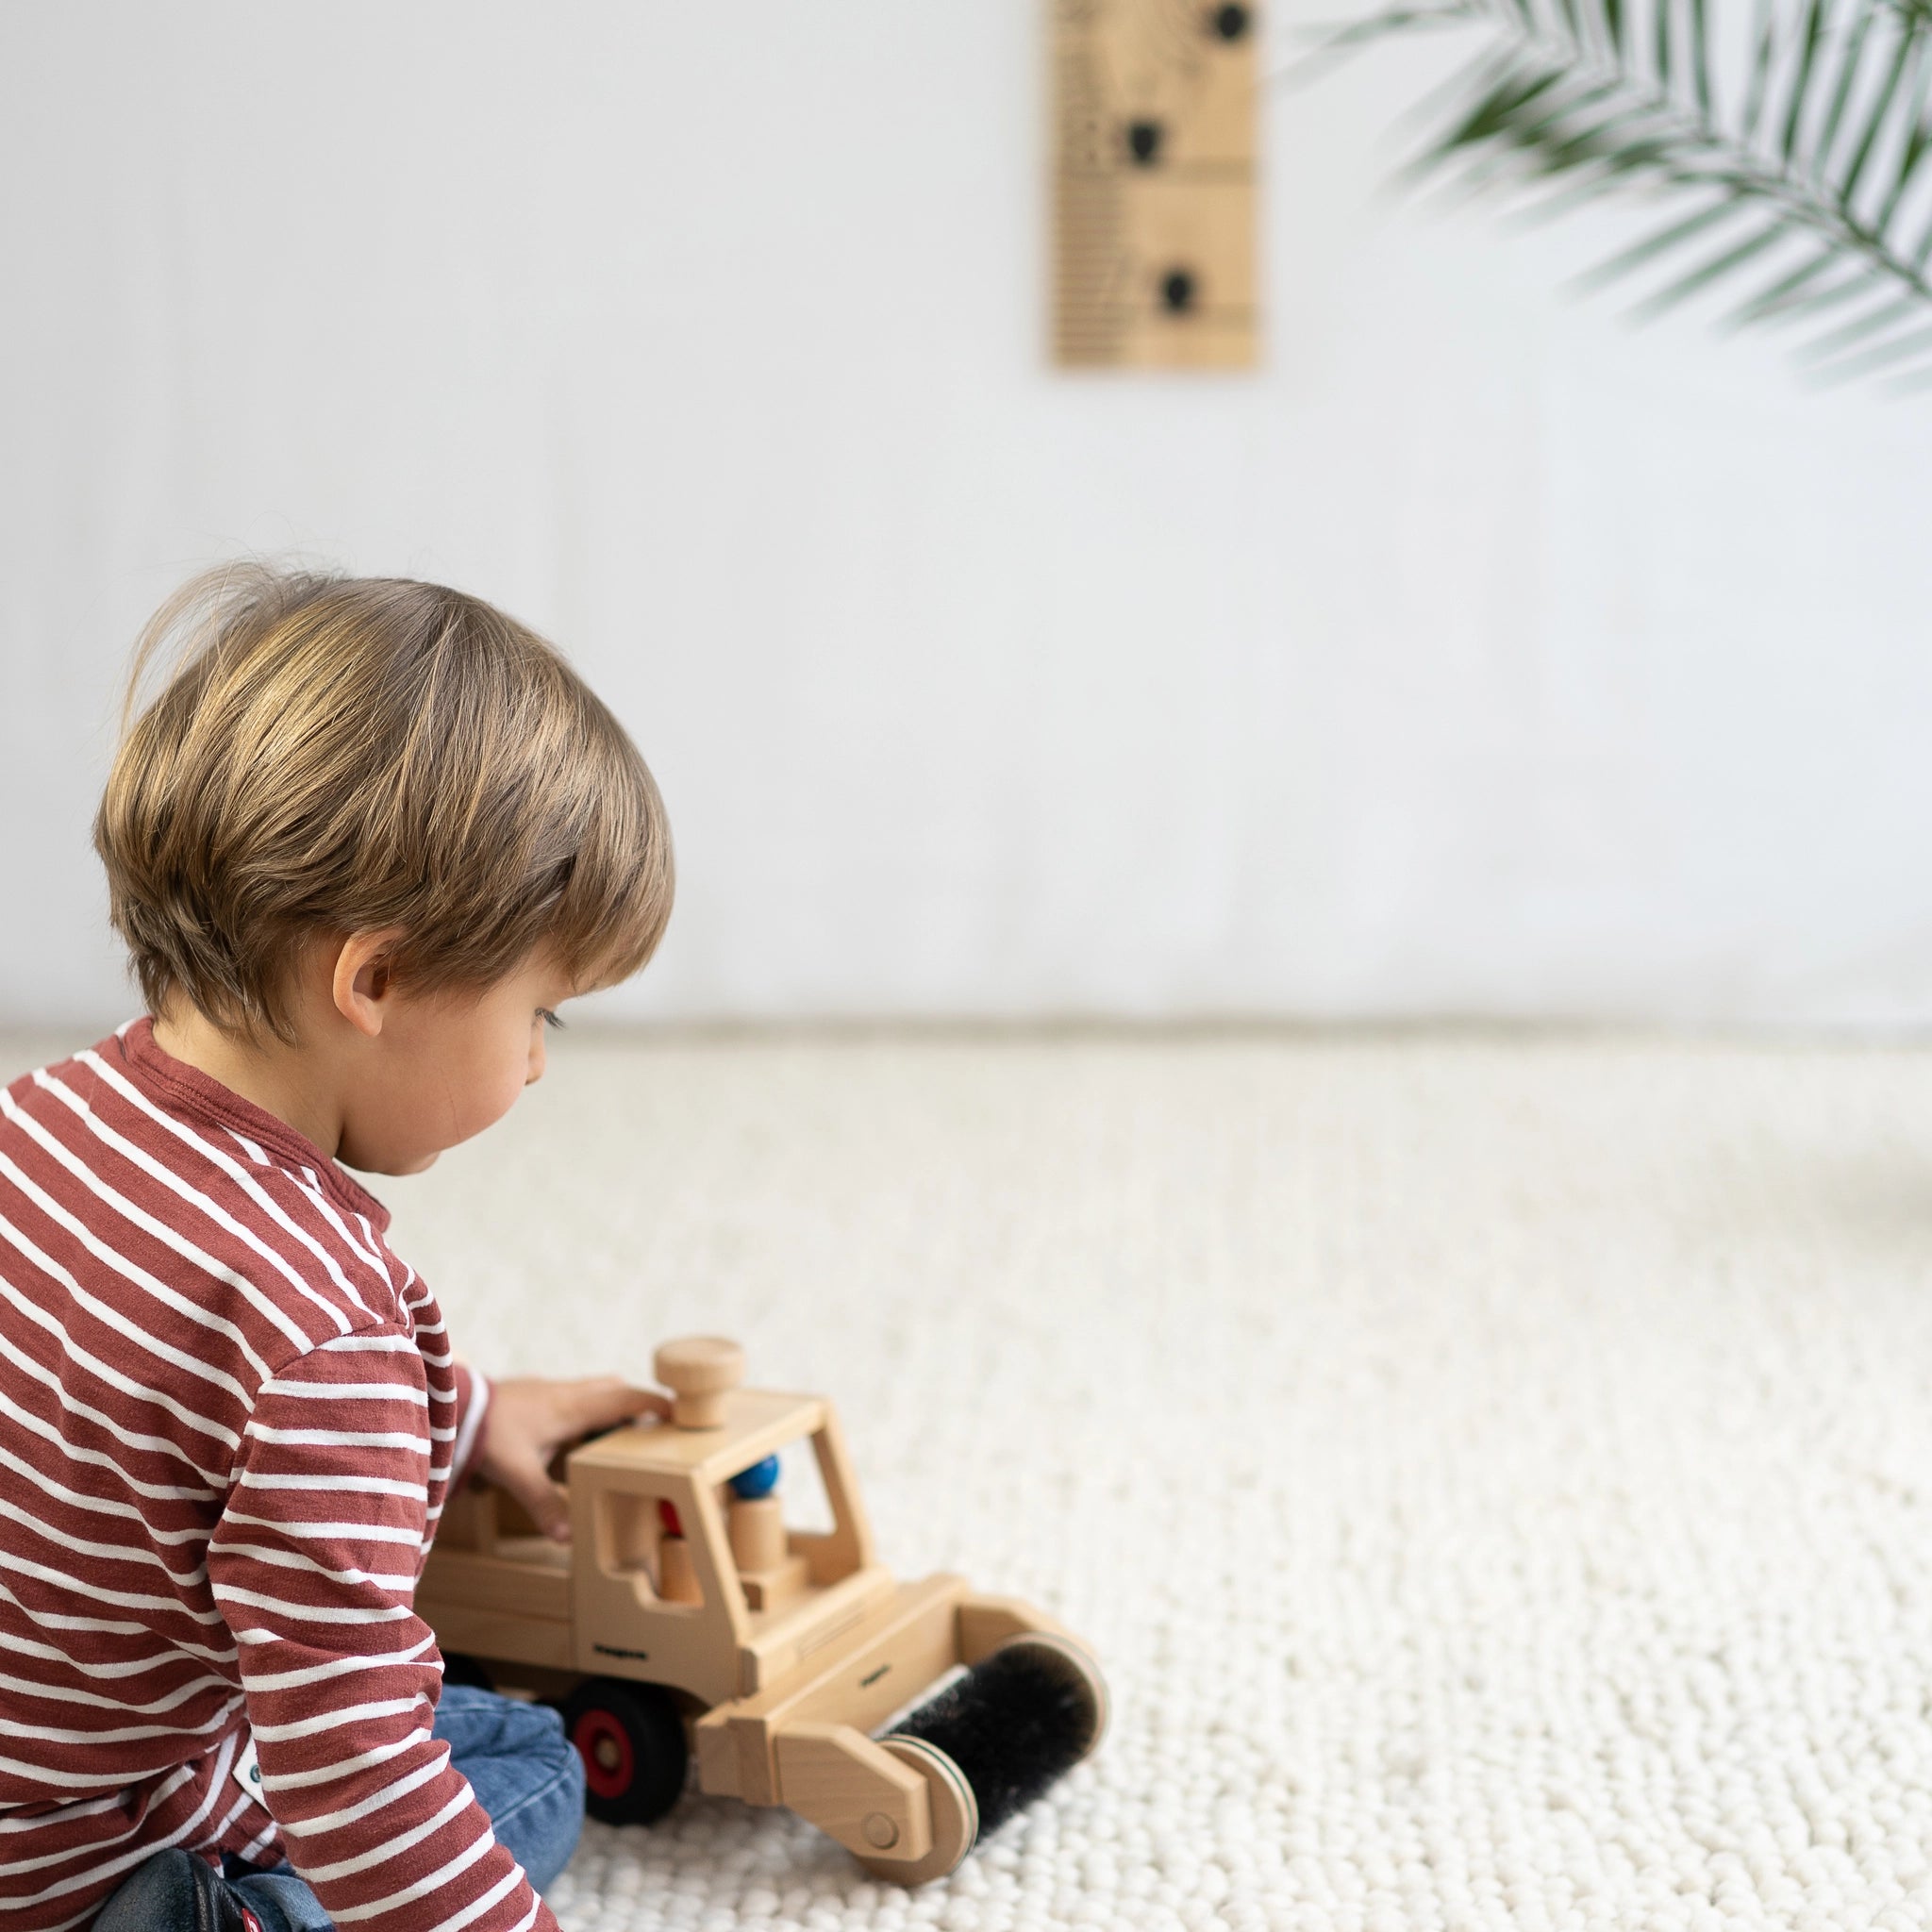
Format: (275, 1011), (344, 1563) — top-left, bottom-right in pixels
(1312, 0), (1932, 385)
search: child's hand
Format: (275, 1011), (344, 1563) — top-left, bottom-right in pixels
(475, 1376), (669, 1541)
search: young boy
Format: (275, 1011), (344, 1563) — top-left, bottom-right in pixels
(0, 566), (676, 1932)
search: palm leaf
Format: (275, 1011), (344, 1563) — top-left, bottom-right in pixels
(1689, 0), (1714, 111)
(1570, 192), (1746, 288)
(1777, 0), (1829, 162)
(1795, 284), (1924, 353)
(1742, 0), (1782, 134)
(1306, 0), (1932, 385)
(1630, 219), (1787, 311)
(1720, 243), (1840, 322)
(1807, 310), (1932, 375)
(1754, 262), (1891, 326)
(1814, 4), (1882, 166)
(1873, 60), (1932, 228)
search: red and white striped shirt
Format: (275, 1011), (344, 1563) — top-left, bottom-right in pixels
(0, 1021), (552, 1932)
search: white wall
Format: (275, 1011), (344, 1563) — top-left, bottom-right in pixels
(4, 3), (1931, 1029)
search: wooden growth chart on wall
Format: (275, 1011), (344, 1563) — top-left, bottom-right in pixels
(1052, 0), (1260, 369)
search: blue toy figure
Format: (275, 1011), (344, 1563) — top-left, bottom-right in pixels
(730, 1455), (781, 1500)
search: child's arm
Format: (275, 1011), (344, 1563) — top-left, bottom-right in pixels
(209, 1335), (552, 1932)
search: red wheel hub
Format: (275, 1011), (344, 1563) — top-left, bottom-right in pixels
(573, 1707), (636, 1801)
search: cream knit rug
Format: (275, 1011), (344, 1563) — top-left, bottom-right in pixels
(11, 1028), (1932, 1932)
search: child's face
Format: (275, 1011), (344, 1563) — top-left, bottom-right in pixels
(336, 950), (576, 1176)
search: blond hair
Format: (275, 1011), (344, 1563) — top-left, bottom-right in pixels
(95, 563), (674, 1039)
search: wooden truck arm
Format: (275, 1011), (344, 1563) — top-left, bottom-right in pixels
(773, 1724), (934, 1861)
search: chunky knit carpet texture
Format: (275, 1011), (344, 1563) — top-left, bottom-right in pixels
(10, 1027), (1932, 1932)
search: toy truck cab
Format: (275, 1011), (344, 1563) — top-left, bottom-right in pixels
(424, 1343), (897, 1705)
(575, 1376), (885, 1703)
(417, 1340), (1107, 1885)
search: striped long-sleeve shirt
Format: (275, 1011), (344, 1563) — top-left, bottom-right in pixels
(0, 1020), (554, 1932)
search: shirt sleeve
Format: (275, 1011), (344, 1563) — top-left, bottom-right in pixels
(208, 1333), (557, 1932)
(449, 1363), (492, 1496)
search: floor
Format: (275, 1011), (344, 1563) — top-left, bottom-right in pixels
(9, 1026), (1932, 1931)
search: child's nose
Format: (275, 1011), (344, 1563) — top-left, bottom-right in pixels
(526, 1036), (546, 1085)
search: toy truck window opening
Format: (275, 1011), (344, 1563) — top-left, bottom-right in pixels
(587, 1426), (852, 1619)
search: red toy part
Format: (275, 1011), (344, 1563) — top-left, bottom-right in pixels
(573, 1707), (636, 1802)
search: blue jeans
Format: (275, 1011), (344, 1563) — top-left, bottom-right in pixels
(227, 1689), (585, 1932)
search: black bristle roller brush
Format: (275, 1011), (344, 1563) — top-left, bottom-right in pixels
(861, 1633), (1108, 1880)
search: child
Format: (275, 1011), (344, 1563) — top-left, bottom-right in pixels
(0, 565), (675, 1932)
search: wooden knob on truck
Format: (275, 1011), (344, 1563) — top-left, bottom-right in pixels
(653, 1336), (745, 1429)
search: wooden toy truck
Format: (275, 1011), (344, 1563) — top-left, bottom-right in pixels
(417, 1339), (1107, 1885)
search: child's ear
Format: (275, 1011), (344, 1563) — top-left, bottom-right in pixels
(332, 929), (408, 1039)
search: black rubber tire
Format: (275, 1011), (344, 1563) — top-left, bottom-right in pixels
(560, 1677), (689, 1827)
(440, 1653), (494, 1692)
